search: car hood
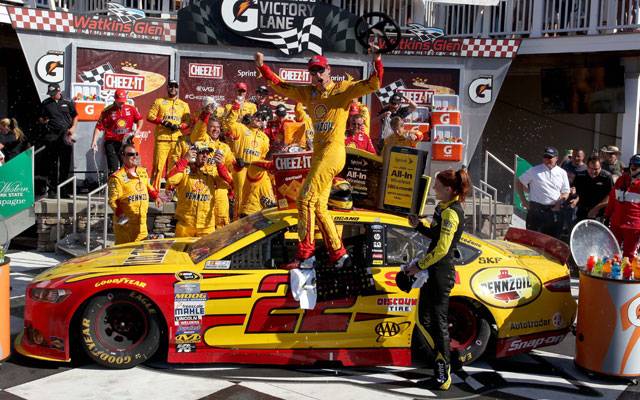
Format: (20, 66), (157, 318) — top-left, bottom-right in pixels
(33, 239), (193, 283)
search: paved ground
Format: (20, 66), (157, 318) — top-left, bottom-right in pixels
(1, 250), (639, 400)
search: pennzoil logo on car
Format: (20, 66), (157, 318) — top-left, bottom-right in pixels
(470, 267), (542, 309)
(175, 271), (202, 281)
(375, 321), (410, 341)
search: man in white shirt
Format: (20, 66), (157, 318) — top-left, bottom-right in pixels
(515, 147), (571, 238)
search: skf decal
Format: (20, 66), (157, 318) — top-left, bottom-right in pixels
(375, 321), (410, 341)
(175, 333), (201, 344)
(478, 257), (502, 264)
(470, 267), (542, 309)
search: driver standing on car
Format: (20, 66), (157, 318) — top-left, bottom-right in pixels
(166, 142), (233, 238)
(254, 47), (383, 270)
(108, 143), (163, 245)
(405, 169), (470, 391)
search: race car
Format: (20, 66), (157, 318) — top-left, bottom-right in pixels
(16, 207), (577, 369)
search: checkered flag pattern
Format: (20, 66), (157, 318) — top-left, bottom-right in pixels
(249, 17), (322, 55)
(461, 39), (520, 58)
(320, 7), (361, 53)
(80, 63), (115, 88)
(8, 6), (75, 33)
(176, 3), (220, 45)
(374, 79), (406, 105)
(154, 21), (176, 42)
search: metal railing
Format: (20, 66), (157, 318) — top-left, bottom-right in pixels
(56, 176), (77, 245)
(470, 182), (497, 239)
(86, 183), (109, 253)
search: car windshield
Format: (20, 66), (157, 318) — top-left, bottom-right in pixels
(188, 212), (274, 264)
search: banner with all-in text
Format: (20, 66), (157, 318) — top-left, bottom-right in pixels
(0, 148), (34, 218)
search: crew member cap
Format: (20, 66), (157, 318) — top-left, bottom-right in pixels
(543, 147), (559, 158)
(275, 104), (288, 117)
(389, 93), (403, 104)
(308, 55), (329, 70)
(47, 83), (60, 95)
(193, 141), (214, 153)
(256, 85), (269, 94)
(236, 82), (248, 91)
(349, 103), (360, 115)
(114, 89), (127, 104)
(167, 79), (179, 88)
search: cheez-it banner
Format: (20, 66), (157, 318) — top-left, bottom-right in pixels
(76, 49), (170, 171)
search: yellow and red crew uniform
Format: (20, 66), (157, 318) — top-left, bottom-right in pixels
(165, 156), (233, 237)
(239, 160), (276, 217)
(382, 129), (423, 155)
(108, 166), (159, 245)
(351, 102), (371, 137)
(258, 55), (383, 264)
(225, 105), (270, 216)
(222, 82), (257, 133)
(294, 102), (314, 149)
(346, 129), (377, 155)
(147, 96), (192, 190)
(191, 112), (236, 228)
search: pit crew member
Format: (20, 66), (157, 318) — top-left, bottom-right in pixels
(605, 153), (640, 258)
(108, 143), (162, 245)
(381, 116), (423, 156)
(345, 113), (376, 155)
(254, 47), (383, 269)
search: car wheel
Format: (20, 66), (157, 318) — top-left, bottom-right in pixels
(449, 299), (491, 368)
(79, 291), (161, 369)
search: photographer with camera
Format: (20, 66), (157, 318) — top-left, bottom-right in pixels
(166, 142), (233, 238)
(91, 89), (143, 175)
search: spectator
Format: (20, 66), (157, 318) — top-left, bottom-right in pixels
(264, 104), (295, 153)
(39, 83), (78, 197)
(350, 99), (371, 137)
(573, 156), (613, 222)
(0, 118), (28, 163)
(294, 102), (314, 150)
(147, 79), (192, 191)
(345, 113), (376, 155)
(561, 148), (586, 183)
(605, 154), (640, 258)
(107, 143), (162, 245)
(166, 143), (232, 238)
(239, 159), (277, 218)
(381, 116), (423, 156)
(602, 145), (625, 181)
(598, 145), (608, 164)
(558, 148), (585, 237)
(252, 85), (273, 121)
(515, 147), (570, 238)
(91, 89), (143, 175)
(372, 92), (417, 152)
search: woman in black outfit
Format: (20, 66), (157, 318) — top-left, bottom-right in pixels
(406, 168), (471, 391)
(0, 118), (28, 163)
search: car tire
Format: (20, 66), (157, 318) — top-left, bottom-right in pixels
(411, 298), (491, 369)
(448, 299), (491, 368)
(79, 290), (161, 369)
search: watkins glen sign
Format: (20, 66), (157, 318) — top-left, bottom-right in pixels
(177, 0), (363, 55)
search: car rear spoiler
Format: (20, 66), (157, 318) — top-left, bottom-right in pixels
(504, 228), (571, 265)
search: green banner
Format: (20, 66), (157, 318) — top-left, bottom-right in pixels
(0, 148), (34, 217)
(514, 155), (532, 213)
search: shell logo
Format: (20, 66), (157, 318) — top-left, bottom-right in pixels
(117, 119), (127, 128)
(314, 104), (328, 120)
(135, 181), (143, 192)
(193, 179), (206, 192)
(470, 267), (542, 309)
(250, 139), (259, 149)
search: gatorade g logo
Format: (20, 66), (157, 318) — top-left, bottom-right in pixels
(85, 104), (95, 115)
(441, 113), (450, 124)
(314, 104), (328, 120)
(444, 145), (452, 155)
(375, 321), (410, 341)
(469, 76), (493, 104)
(35, 51), (64, 83)
(619, 294), (640, 373)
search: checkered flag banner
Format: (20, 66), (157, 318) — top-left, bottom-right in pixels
(248, 17), (322, 55)
(80, 63), (115, 88)
(375, 79), (406, 105)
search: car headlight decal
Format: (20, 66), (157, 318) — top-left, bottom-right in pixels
(31, 288), (72, 303)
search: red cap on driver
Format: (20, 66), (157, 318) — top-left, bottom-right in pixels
(307, 55), (328, 70)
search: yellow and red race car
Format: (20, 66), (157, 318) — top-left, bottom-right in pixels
(16, 208), (576, 369)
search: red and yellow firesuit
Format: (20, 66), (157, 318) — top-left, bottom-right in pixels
(258, 59), (383, 263)
(147, 97), (192, 190)
(239, 161), (276, 217)
(605, 172), (640, 257)
(382, 129), (423, 156)
(222, 101), (257, 133)
(190, 112), (236, 228)
(225, 104), (270, 216)
(294, 102), (314, 149)
(346, 129), (377, 155)
(108, 166), (159, 245)
(354, 102), (371, 137)
(165, 157), (233, 238)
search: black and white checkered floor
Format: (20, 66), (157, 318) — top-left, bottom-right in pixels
(2, 251), (637, 399)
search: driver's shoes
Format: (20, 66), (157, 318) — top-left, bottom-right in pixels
(331, 254), (352, 269)
(280, 257), (315, 270)
(419, 359), (451, 391)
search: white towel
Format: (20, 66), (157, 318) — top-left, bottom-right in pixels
(290, 268), (317, 309)
(401, 258), (430, 289)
